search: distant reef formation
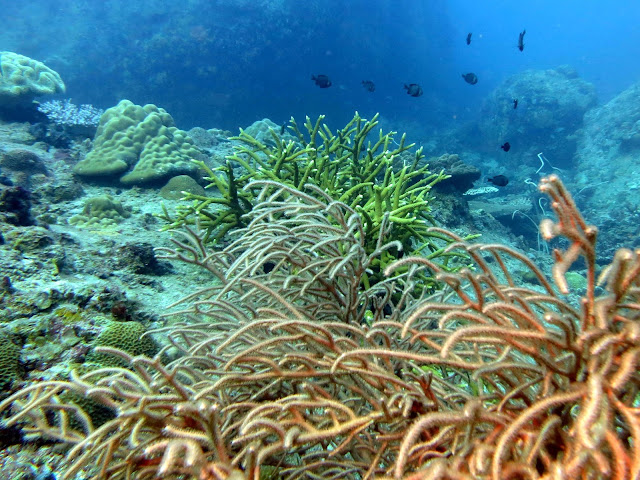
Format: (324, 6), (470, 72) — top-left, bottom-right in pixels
(475, 65), (597, 166)
(572, 80), (640, 260)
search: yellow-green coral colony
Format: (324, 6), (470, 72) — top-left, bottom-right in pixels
(159, 174), (207, 200)
(0, 331), (21, 389)
(69, 195), (131, 229)
(86, 321), (158, 368)
(161, 112), (450, 255)
(0, 51), (65, 106)
(73, 99), (201, 185)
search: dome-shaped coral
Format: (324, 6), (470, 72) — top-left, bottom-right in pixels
(0, 51), (65, 107)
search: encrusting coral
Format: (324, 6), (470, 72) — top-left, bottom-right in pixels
(0, 175), (638, 480)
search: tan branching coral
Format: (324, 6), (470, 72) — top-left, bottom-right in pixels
(1, 175), (639, 480)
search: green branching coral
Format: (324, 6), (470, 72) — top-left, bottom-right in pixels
(159, 113), (450, 264)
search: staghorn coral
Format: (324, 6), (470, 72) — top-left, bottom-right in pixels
(0, 176), (638, 480)
(159, 112), (449, 257)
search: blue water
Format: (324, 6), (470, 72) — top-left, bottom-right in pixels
(4, 0), (639, 133)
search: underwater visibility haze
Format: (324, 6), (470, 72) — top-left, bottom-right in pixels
(0, 1), (640, 479)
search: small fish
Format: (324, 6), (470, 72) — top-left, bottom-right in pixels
(501, 142), (511, 152)
(311, 74), (332, 88)
(466, 32), (472, 45)
(263, 261), (276, 274)
(488, 175), (509, 187)
(462, 73), (478, 85)
(518, 29), (526, 52)
(513, 99), (518, 109)
(280, 122), (287, 135)
(362, 80), (375, 92)
(404, 83), (423, 97)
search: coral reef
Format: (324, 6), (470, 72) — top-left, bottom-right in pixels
(427, 153), (481, 194)
(0, 148), (49, 189)
(116, 242), (170, 275)
(37, 99), (104, 138)
(1, 175), (637, 480)
(0, 148), (47, 175)
(0, 52), (65, 108)
(73, 100), (202, 185)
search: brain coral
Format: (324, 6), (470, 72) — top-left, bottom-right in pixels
(87, 321), (158, 368)
(0, 331), (21, 389)
(73, 100), (202, 185)
(0, 51), (65, 106)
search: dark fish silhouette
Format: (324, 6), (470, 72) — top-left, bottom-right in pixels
(362, 80), (375, 92)
(518, 29), (526, 51)
(488, 175), (509, 187)
(280, 122), (287, 135)
(513, 99), (518, 109)
(462, 73), (478, 85)
(404, 83), (423, 97)
(263, 261), (276, 273)
(501, 142), (511, 152)
(466, 32), (472, 45)
(311, 74), (332, 88)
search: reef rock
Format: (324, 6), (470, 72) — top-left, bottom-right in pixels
(571, 80), (640, 261)
(476, 65), (597, 166)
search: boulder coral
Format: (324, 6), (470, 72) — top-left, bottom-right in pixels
(0, 51), (65, 107)
(73, 100), (202, 185)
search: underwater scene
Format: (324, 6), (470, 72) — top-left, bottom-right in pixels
(0, 1), (640, 479)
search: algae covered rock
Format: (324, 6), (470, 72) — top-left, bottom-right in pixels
(0, 185), (34, 226)
(0, 51), (66, 107)
(73, 99), (202, 185)
(3, 226), (54, 253)
(427, 153), (481, 194)
(0, 149), (48, 174)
